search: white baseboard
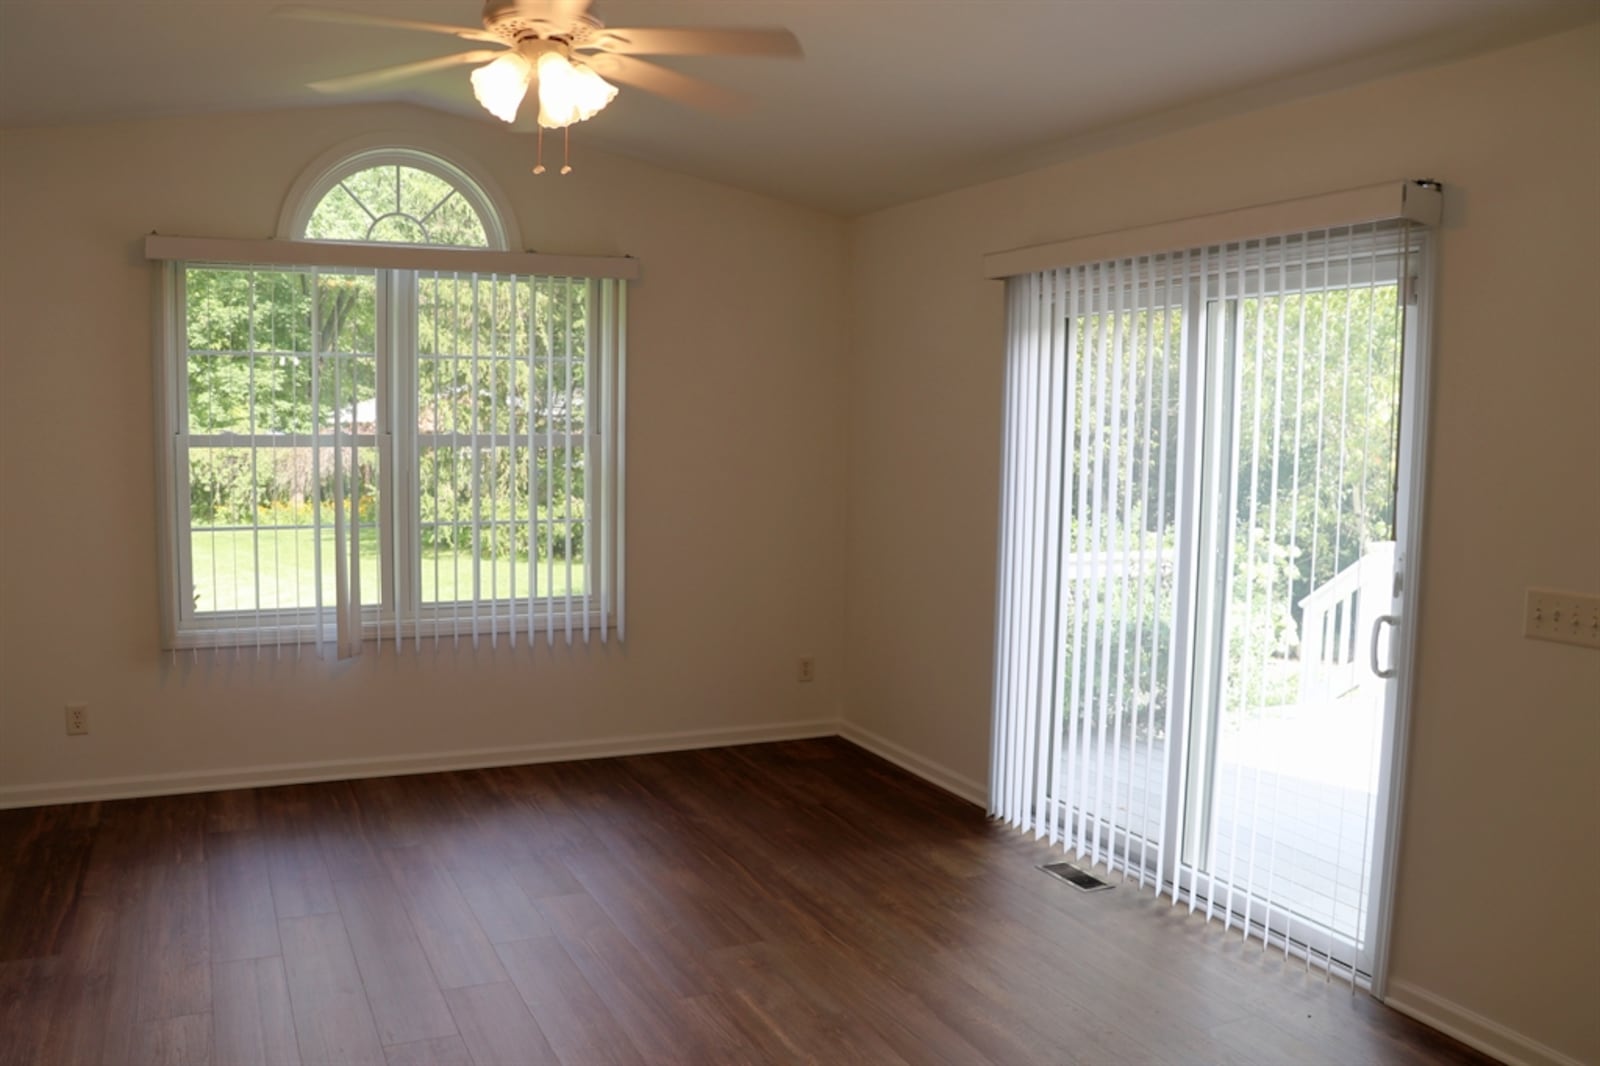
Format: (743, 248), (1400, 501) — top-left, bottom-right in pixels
(1384, 979), (1586, 1066)
(837, 720), (987, 807)
(0, 719), (840, 809)
(0, 716), (990, 815)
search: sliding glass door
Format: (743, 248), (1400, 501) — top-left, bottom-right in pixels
(999, 220), (1431, 981)
(1173, 231), (1411, 973)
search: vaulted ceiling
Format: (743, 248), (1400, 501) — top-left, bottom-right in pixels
(2, 1), (1594, 213)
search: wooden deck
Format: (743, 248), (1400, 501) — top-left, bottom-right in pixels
(0, 738), (1484, 1064)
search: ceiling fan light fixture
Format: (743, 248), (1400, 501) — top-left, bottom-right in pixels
(535, 51), (617, 129)
(470, 51), (532, 122)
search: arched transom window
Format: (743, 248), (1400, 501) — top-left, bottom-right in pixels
(295, 149), (507, 250)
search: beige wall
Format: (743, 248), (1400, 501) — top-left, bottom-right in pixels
(2, 22), (1596, 1066)
(0, 104), (850, 793)
(844, 23), (1599, 1065)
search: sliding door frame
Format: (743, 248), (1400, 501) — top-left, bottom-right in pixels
(1367, 231), (1436, 999)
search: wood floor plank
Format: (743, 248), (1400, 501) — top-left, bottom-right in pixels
(559, 845), (720, 996)
(133, 1012), (212, 1066)
(55, 868), (150, 1066)
(207, 789), (260, 834)
(312, 781), (390, 883)
(260, 788), (340, 920)
(0, 824), (92, 961)
(702, 941), (911, 1066)
(755, 936), (994, 1066)
(0, 739), (1494, 1066)
(383, 1034), (476, 1066)
(450, 865), (550, 944)
(427, 771), (551, 874)
(79, 796), (206, 900)
(442, 981), (559, 1066)
(212, 956), (301, 1066)
(509, 851), (584, 900)
(208, 831), (281, 962)
(0, 957), (62, 1066)
(349, 777), (436, 852)
(383, 845), (508, 989)
(494, 936), (644, 1066)
(333, 875), (459, 1047)
(536, 892), (732, 1063)
(278, 912), (386, 1066)
(138, 862), (211, 1022)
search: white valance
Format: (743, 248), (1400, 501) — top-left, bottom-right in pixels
(982, 181), (1440, 280)
(145, 234), (641, 281)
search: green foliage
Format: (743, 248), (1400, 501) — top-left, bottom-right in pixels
(1233, 286), (1400, 620)
(189, 449), (276, 525)
(1057, 281), (1402, 736)
(1060, 547), (1176, 741)
(1222, 528), (1302, 715)
(182, 266), (591, 591)
(305, 165), (488, 248)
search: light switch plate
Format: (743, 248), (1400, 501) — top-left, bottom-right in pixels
(1524, 588), (1600, 649)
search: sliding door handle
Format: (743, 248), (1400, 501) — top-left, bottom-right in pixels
(1370, 614), (1399, 679)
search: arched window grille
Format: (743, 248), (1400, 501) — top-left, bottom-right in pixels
(294, 149), (506, 250)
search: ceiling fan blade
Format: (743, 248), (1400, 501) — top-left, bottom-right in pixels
(277, 5), (504, 45)
(309, 49), (507, 94)
(582, 54), (744, 113)
(581, 27), (802, 58)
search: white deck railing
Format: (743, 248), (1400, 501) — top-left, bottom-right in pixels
(1297, 541), (1395, 701)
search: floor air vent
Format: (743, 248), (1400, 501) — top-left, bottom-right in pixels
(1039, 862), (1112, 892)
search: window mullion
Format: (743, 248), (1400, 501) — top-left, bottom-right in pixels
(171, 266), (197, 631)
(384, 268), (421, 641)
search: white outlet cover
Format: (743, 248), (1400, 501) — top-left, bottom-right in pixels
(65, 703), (89, 735)
(1524, 588), (1600, 650)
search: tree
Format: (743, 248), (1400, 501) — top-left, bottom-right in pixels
(1055, 280), (1403, 738)
(184, 266), (592, 567)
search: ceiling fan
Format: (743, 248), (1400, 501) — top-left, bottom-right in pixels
(282, 0), (802, 132)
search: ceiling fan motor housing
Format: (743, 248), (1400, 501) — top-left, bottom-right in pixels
(480, 1), (600, 45)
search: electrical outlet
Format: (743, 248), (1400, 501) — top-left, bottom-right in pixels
(797, 657), (816, 683)
(65, 704), (89, 736)
(1524, 588), (1600, 650)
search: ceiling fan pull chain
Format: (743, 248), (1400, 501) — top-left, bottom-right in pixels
(533, 125), (547, 175)
(561, 126), (573, 175)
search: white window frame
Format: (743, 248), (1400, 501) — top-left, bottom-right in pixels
(151, 148), (633, 652)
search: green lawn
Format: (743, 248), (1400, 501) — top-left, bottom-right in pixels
(189, 527), (586, 613)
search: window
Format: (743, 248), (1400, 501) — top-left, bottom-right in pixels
(156, 149), (627, 655)
(294, 149), (504, 249)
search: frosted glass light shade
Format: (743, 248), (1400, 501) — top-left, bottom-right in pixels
(536, 52), (618, 129)
(471, 52), (533, 123)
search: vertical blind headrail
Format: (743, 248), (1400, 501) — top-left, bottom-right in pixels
(982, 181), (1440, 280)
(1025, 238), (1422, 307)
(145, 234), (642, 281)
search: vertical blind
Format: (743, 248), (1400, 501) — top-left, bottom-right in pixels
(991, 220), (1422, 979)
(992, 250), (1187, 877)
(164, 260), (625, 658)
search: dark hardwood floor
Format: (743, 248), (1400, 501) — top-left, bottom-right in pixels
(0, 738), (1486, 1065)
